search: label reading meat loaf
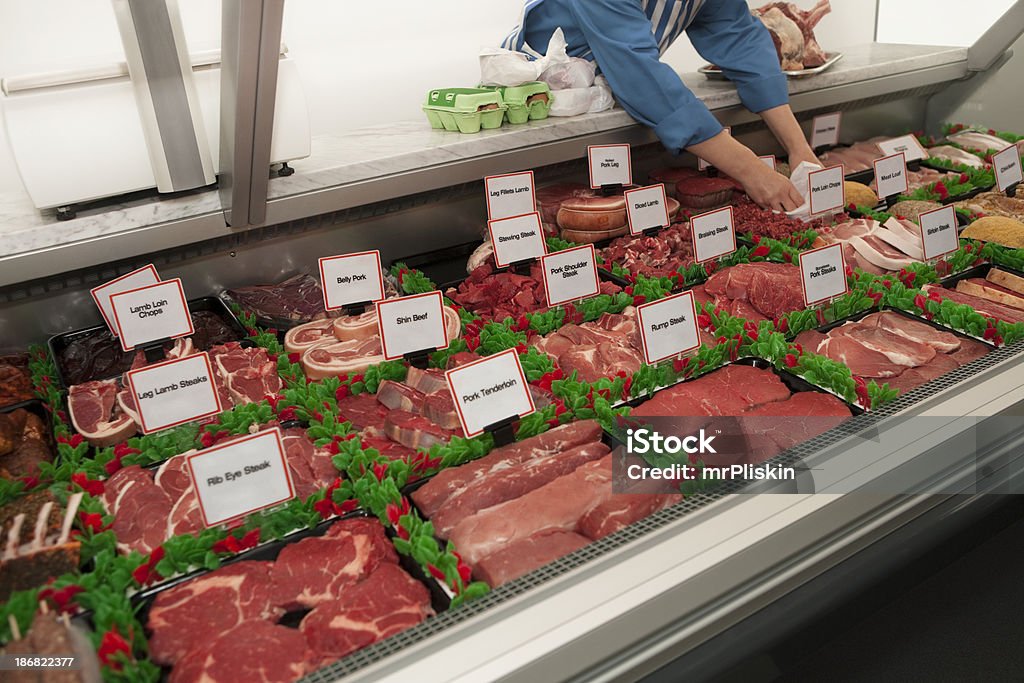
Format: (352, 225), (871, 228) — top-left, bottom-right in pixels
(376, 291), (449, 360)
(485, 171), (536, 220)
(126, 352), (223, 434)
(810, 112), (841, 149)
(488, 212), (547, 267)
(446, 349), (535, 437)
(919, 205), (959, 260)
(318, 251), (385, 311)
(110, 278), (193, 352)
(873, 153), (909, 199)
(588, 144), (632, 188)
(637, 291), (700, 364)
(690, 206), (737, 263)
(799, 243), (848, 306)
(541, 245), (600, 307)
(625, 184), (670, 235)
(993, 145), (1023, 192)
(807, 165), (845, 216)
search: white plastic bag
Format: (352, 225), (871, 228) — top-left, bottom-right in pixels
(549, 87), (593, 117)
(587, 76), (614, 113)
(479, 28), (572, 87)
(785, 161), (823, 222)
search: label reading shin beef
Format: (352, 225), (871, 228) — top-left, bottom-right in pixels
(446, 349), (535, 437)
(919, 205), (959, 260)
(690, 206), (737, 263)
(541, 244), (600, 307)
(485, 171), (537, 220)
(625, 184), (671, 235)
(993, 145), (1023, 193)
(636, 291), (700, 364)
(90, 264), (161, 334)
(588, 144), (632, 188)
(808, 165), (845, 216)
(488, 212), (547, 267)
(376, 291), (450, 360)
(110, 278), (193, 352)
(873, 153), (909, 199)
(187, 429), (294, 527)
(318, 250), (385, 311)
(125, 352), (223, 434)
(810, 112), (842, 149)
(799, 243), (848, 306)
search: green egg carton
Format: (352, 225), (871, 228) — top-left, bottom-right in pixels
(487, 82), (553, 124)
(423, 88), (507, 134)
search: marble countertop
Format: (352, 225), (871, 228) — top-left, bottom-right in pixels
(0, 42), (968, 266)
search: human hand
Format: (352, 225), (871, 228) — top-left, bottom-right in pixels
(787, 145), (823, 170)
(738, 160), (805, 212)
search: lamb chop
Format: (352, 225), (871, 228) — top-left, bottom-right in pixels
(754, 0), (832, 70)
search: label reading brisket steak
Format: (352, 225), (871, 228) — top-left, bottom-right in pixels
(125, 352), (223, 433)
(799, 243), (848, 306)
(636, 290), (700, 364)
(877, 135), (927, 162)
(625, 184), (671, 235)
(318, 250), (385, 311)
(807, 165), (845, 216)
(488, 212), (547, 267)
(993, 145), (1023, 193)
(919, 205), (959, 261)
(110, 278), (194, 352)
(445, 348), (535, 437)
(376, 291), (450, 360)
(540, 244), (600, 307)
(873, 153), (909, 199)
(588, 144), (632, 188)
(810, 112), (841, 149)
(485, 170), (537, 220)
(690, 206), (737, 263)
(186, 428), (294, 527)
(90, 264), (161, 335)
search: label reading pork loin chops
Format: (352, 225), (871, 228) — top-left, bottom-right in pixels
(588, 144), (632, 188)
(625, 184), (670, 235)
(808, 165), (846, 216)
(636, 290), (700, 364)
(799, 243), (848, 306)
(873, 153), (909, 199)
(810, 112), (841, 149)
(488, 212), (547, 267)
(690, 206), (737, 263)
(993, 145), (1024, 193)
(541, 244), (601, 307)
(110, 278), (194, 353)
(90, 264), (161, 335)
(698, 126), (731, 171)
(919, 205), (959, 261)
(445, 349), (535, 437)
(877, 135), (927, 162)
(318, 250), (385, 311)
(485, 171), (537, 220)
(187, 428), (294, 527)
(125, 352), (223, 434)
(376, 291), (449, 360)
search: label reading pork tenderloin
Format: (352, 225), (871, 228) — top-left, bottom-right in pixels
(588, 144), (632, 188)
(808, 166), (845, 216)
(874, 153), (909, 198)
(636, 291), (700, 364)
(319, 251), (385, 311)
(919, 205), (959, 260)
(625, 184), (670, 235)
(376, 291), (449, 360)
(126, 352), (222, 434)
(993, 145), (1024, 192)
(810, 112), (841, 149)
(446, 349), (535, 437)
(110, 278), (193, 352)
(488, 212), (547, 267)
(485, 171), (537, 220)
(541, 245), (600, 307)
(691, 206), (737, 263)
(799, 243), (848, 306)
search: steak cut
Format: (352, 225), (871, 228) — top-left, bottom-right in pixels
(280, 427), (337, 500)
(376, 380), (425, 412)
(332, 310), (379, 342)
(102, 466), (174, 555)
(884, 354), (961, 395)
(872, 311), (961, 353)
(168, 620), (312, 683)
(830, 321), (937, 367)
(284, 319), (336, 355)
(818, 335), (907, 378)
(948, 338), (991, 366)
(337, 393), (390, 431)
(923, 284), (1024, 323)
(578, 493), (683, 540)
(473, 530), (591, 587)
(301, 337), (385, 380)
(405, 366), (449, 395)
(68, 380), (137, 447)
(383, 410), (456, 450)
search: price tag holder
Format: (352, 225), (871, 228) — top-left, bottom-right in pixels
(690, 206), (737, 263)
(993, 145), (1023, 194)
(445, 349), (535, 439)
(799, 243), (848, 307)
(488, 212), (547, 267)
(759, 155), (777, 171)
(540, 244), (601, 307)
(485, 171), (537, 220)
(636, 291), (700, 365)
(186, 428), (294, 528)
(877, 135), (927, 162)
(625, 184), (671, 236)
(90, 264), (161, 334)
(588, 144), (632, 190)
(873, 152), (909, 205)
(810, 112), (842, 150)
(919, 205), (959, 261)
(376, 291), (450, 361)
(125, 352), (223, 434)
(698, 127), (731, 171)
(110, 278), (193, 353)
(808, 165), (846, 216)
(319, 250), (385, 313)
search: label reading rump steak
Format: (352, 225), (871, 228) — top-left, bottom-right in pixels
(808, 165), (846, 216)
(126, 352), (223, 434)
(110, 278), (193, 352)
(485, 170), (537, 220)
(799, 242), (848, 306)
(993, 145), (1023, 193)
(541, 244), (600, 307)
(319, 250), (385, 311)
(488, 212), (547, 267)
(588, 144), (632, 188)
(919, 205), (959, 260)
(873, 153), (909, 199)
(690, 206), (737, 263)
(90, 264), (161, 335)
(376, 291), (450, 360)
(446, 349), (535, 437)
(810, 112), (841, 149)
(625, 184), (671, 235)
(637, 290), (700, 364)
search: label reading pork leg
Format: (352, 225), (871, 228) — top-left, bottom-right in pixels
(446, 349), (535, 437)
(588, 144), (632, 188)
(376, 291), (450, 360)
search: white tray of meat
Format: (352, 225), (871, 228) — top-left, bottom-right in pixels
(700, 52), (842, 79)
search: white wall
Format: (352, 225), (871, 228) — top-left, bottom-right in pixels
(877, 0), (1014, 46)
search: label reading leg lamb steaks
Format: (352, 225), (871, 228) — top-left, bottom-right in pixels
(636, 291), (701, 364)
(540, 244), (600, 307)
(318, 250), (385, 311)
(799, 243), (848, 306)
(376, 291), (450, 360)
(125, 352), (223, 433)
(445, 349), (535, 437)
(110, 278), (193, 352)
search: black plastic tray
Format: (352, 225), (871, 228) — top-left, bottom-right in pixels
(938, 262), (1024, 290)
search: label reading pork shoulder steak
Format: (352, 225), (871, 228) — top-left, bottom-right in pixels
(625, 184), (671, 235)
(488, 212), (547, 267)
(808, 165), (846, 216)
(376, 291), (449, 360)
(588, 144), (632, 188)
(318, 250), (386, 311)
(993, 145), (1023, 193)
(90, 264), (161, 335)
(690, 206), (737, 263)
(485, 171), (537, 220)
(873, 153), (909, 199)
(110, 278), (194, 353)
(125, 352), (223, 434)
(446, 349), (535, 437)
(187, 428), (294, 527)
(810, 112), (841, 149)
(877, 134), (927, 162)
(799, 243), (848, 306)
(541, 244), (600, 307)
(636, 290), (700, 364)
(919, 205), (959, 261)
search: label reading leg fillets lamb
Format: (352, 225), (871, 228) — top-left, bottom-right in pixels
(446, 349), (535, 437)
(126, 352), (223, 434)
(541, 245), (600, 307)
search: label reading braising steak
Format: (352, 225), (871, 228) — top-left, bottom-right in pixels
(625, 184), (671, 235)
(110, 278), (193, 352)
(125, 352), (223, 434)
(488, 212), (547, 267)
(808, 165), (845, 216)
(90, 264), (161, 335)
(690, 206), (737, 263)
(636, 291), (700, 365)
(319, 250), (385, 311)
(799, 242), (848, 306)
(810, 112), (841, 149)
(376, 291), (449, 360)
(873, 152), (909, 199)
(993, 145), (1023, 193)
(541, 244), (600, 307)
(485, 171), (537, 220)
(877, 134), (927, 162)
(919, 205), (959, 261)
(446, 349), (535, 437)
(588, 144), (632, 188)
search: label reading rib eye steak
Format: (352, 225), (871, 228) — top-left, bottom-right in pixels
(877, 134), (927, 162)
(807, 165), (846, 216)
(625, 184), (671, 235)
(446, 349), (535, 437)
(485, 171), (537, 220)
(919, 205), (959, 260)
(799, 243), (848, 306)
(376, 291), (449, 360)
(319, 250), (385, 311)
(125, 352), (223, 434)
(541, 244), (601, 307)
(488, 212), (547, 267)
(873, 153), (909, 199)
(993, 145), (1023, 193)
(690, 206), (737, 263)
(588, 144), (632, 188)
(110, 278), (193, 352)
(810, 112), (842, 149)
(187, 428), (294, 527)
(90, 264), (161, 335)
(636, 291), (700, 364)
(698, 126), (731, 171)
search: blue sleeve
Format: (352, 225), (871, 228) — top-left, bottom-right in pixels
(567, 0), (723, 151)
(687, 1), (789, 113)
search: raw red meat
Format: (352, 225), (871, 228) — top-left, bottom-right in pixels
(280, 427), (337, 500)
(884, 354), (960, 395)
(705, 263), (804, 320)
(445, 262), (549, 320)
(226, 274), (333, 323)
(68, 379), (136, 447)
(361, 435), (416, 462)
(337, 393), (390, 431)
(536, 182), (592, 225)
(831, 321), (937, 367)
(754, 1), (831, 70)
(473, 530), (591, 587)
(168, 620), (312, 683)
(446, 351), (483, 369)
(598, 224), (696, 279)
(383, 410), (456, 450)
(872, 311), (960, 353)
(632, 365), (790, 417)
(103, 466), (174, 555)
(948, 338), (991, 366)
(794, 329), (827, 353)
(818, 335), (906, 378)
(376, 380), (425, 412)
(578, 493), (683, 540)
(675, 176), (734, 209)
(405, 366), (448, 395)
(924, 284), (1024, 324)
(422, 391), (461, 430)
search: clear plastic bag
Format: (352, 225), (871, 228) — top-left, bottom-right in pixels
(479, 28), (572, 87)
(540, 57), (596, 90)
(587, 76), (614, 113)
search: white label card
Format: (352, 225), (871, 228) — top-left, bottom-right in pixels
(485, 171), (537, 220)
(541, 245), (601, 307)
(690, 206), (737, 263)
(126, 352), (223, 434)
(759, 155), (777, 171)
(993, 145), (1023, 193)
(110, 279), (193, 353)
(919, 205), (959, 260)
(625, 184), (670, 235)
(873, 153), (909, 199)
(187, 429), (294, 528)
(810, 112), (842, 149)
(698, 127), (731, 171)
(877, 135), (927, 162)
(319, 250), (385, 311)
(376, 291), (449, 360)
(636, 291), (700, 365)
(90, 265), (161, 335)
(808, 165), (846, 216)
(445, 349), (536, 438)
(799, 243), (848, 306)
(588, 144), (632, 188)
(488, 212), (547, 267)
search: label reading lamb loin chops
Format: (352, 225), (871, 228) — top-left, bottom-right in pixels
(541, 244), (601, 307)
(636, 290), (700, 364)
(799, 242), (848, 306)
(690, 206), (737, 263)
(318, 250), (385, 311)
(588, 144), (632, 188)
(919, 205), (959, 261)
(873, 152), (909, 199)
(446, 348), (536, 437)
(810, 112), (841, 149)
(376, 291), (450, 360)
(485, 170), (537, 220)
(90, 264), (160, 335)
(488, 212), (547, 267)
(993, 145), (1023, 193)
(625, 184), (671, 235)
(110, 278), (193, 353)
(186, 428), (294, 527)
(125, 352), (223, 434)
(877, 134), (928, 162)
(808, 165), (846, 216)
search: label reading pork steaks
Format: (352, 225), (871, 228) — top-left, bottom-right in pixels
(993, 145), (1023, 193)
(588, 144), (632, 188)
(488, 212), (547, 267)
(541, 244), (600, 307)
(698, 127), (731, 171)
(186, 428), (294, 527)
(110, 278), (194, 353)
(318, 250), (385, 311)
(90, 264), (161, 335)
(799, 243), (848, 306)
(636, 291), (700, 364)
(873, 153), (909, 199)
(125, 352), (223, 434)
(690, 206), (737, 263)
(807, 165), (845, 216)
(877, 135), (927, 162)
(919, 205), (959, 261)
(810, 112), (841, 149)
(446, 349), (535, 437)
(376, 291), (449, 360)
(485, 171), (537, 220)
(625, 184), (671, 235)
